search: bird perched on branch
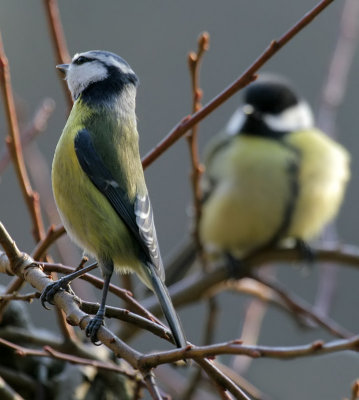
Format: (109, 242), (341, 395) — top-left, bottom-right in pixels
(40, 50), (186, 348)
(199, 76), (350, 259)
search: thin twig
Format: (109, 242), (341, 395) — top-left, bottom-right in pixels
(31, 225), (66, 260)
(0, 98), (55, 174)
(0, 291), (39, 303)
(315, 0), (359, 319)
(182, 296), (218, 400)
(142, 0), (336, 169)
(139, 336), (359, 368)
(187, 32), (209, 262)
(143, 372), (164, 400)
(42, 0), (72, 108)
(252, 272), (353, 338)
(195, 358), (250, 400)
(0, 337), (138, 379)
(0, 33), (45, 243)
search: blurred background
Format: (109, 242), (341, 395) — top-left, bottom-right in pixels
(0, 1), (359, 399)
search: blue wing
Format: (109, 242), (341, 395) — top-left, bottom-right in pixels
(74, 129), (163, 276)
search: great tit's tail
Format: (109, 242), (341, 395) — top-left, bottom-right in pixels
(146, 262), (187, 348)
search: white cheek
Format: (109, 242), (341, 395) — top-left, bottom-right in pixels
(264, 101), (314, 132)
(225, 108), (245, 136)
(67, 63), (108, 99)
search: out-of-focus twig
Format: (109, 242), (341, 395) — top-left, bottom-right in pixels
(0, 291), (39, 303)
(317, 0), (359, 135)
(315, 0), (359, 319)
(0, 32), (45, 243)
(31, 225), (66, 261)
(142, 243), (359, 317)
(42, 0), (72, 108)
(351, 380), (359, 400)
(0, 375), (24, 400)
(252, 273), (353, 338)
(142, 0), (336, 169)
(181, 296), (218, 400)
(0, 98), (55, 174)
(0, 337), (138, 379)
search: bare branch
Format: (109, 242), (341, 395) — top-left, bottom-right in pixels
(0, 33), (45, 243)
(42, 0), (72, 108)
(0, 98), (55, 174)
(186, 32), (209, 261)
(139, 336), (359, 368)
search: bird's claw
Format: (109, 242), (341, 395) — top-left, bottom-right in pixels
(85, 313), (105, 345)
(40, 277), (71, 310)
(295, 239), (316, 265)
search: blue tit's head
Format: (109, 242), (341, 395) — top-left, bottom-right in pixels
(57, 50), (139, 102)
(226, 76), (314, 137)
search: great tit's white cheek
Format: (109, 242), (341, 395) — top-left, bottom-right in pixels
(264, 101), (314, 132)
(225, 108), (246, 136)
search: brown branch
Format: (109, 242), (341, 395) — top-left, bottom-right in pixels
(0, 337), (138, 379)
(0, 291), (39, 303)
(42, 0), (72, 108)
(139, 336), (359, 369)
(142, 0), (336, 169)
(181, 296), (218, 400)
(186, 32), (209, 260)
(193, 358), (250, 400)
(31, 225), (66, 260)
(0, 98), (55, 174)
(252, 272), (353, 338)
(0, 33), (45, 243)
(143, 372), (164, 400)
(351, 380), (359, 400)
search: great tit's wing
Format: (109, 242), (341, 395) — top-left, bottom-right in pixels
(74, 129), (162, 271)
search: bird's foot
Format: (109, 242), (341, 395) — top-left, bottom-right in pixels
(85, 312), (105, 345)
(40, 277), (75, 310)
(295, 239), (316, 266)
(225, 253), (246, 279)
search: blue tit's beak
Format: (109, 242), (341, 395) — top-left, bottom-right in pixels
(56, 64), (70, 75)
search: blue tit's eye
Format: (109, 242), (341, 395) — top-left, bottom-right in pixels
(74, 56), (89, 65)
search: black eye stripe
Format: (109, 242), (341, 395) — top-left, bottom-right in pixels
(73, 56), (93, 65)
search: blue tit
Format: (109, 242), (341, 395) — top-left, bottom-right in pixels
(41, 50), (186, 348)
(200, 77), (350, 258)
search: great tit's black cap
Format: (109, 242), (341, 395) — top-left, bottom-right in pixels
(244, 76), (299, 115)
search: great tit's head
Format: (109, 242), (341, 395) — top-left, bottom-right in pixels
(226, 76), (314, 136)
(57, 50), (139, 101)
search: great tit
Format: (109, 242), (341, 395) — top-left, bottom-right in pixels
(41, 50), (186, 348)
(199, 77), (350, 258)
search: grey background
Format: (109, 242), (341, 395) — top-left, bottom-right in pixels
(1, 1), (359, 399)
